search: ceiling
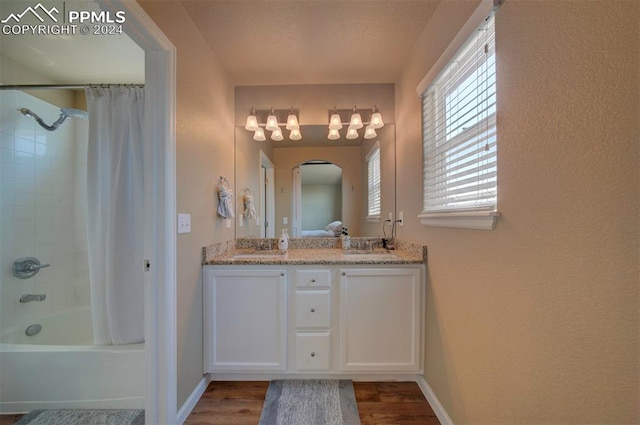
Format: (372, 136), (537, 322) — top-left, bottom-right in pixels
(0, 0), (440, 87)
(181, 0), (441, 86)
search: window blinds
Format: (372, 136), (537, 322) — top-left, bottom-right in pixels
(366, 143), (381, 218)
(422, 13), (496, 214)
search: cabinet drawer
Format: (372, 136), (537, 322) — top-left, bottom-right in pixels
(296, 290), (330, 328)
(296, 332), (331, 370)
(296, 269), (331, 288)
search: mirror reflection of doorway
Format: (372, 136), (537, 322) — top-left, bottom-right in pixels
(292, 161), (342, 237)
(260, 150), (275, 238)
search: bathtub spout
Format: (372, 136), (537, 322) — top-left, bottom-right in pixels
(20, 294), (46, 303)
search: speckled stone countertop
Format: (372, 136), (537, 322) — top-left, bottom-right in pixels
(202, 238), (427, 266)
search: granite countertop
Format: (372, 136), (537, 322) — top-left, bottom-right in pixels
(202, 238), (427, 266)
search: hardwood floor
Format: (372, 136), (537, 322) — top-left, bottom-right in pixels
(0, 381), (440, 425)
(184, 381), (441, 425)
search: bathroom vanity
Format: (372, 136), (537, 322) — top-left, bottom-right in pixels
(202, 240), (426, 378)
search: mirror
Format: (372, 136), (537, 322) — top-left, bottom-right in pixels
(234, 124), (395, 238)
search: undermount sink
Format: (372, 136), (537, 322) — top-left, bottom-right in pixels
(232, 250), (287, 259)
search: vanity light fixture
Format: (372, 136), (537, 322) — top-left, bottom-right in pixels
(329, 107), (343, 130)
(253, 127), (266, 141)
(289, 128), (302, 141)
(286, 108), (299, 130)
(265, 107), (279, 132)
(245, 107), (302, 141)
(370, 105), (384, 129)
(327, 128), (340, 140)
(245, 107), (259, 132)
(271, 126), (284, 141)
(346, 126), (359, 140)
(326, 105), (384, 140)
(349, 106), (363, 130)
(364, 125), (377, 139)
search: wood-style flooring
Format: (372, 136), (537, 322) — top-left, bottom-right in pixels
(0, 381), (441, 425)
(185, 381), (442, 425)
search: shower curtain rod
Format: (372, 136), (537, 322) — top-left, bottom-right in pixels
(0, 83), (145, 90)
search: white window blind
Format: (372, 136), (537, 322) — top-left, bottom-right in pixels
(366, 143), (381, 219)
(421, 13), (497, 216)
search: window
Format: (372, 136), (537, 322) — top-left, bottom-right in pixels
(366, 142), (381, 221)
(419, 10), (499, 230)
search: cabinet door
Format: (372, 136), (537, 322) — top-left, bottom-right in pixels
(339, 268), (421, 372)
(204, 268), (287, 372)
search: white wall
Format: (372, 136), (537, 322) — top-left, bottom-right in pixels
(0, 90), (89, 337)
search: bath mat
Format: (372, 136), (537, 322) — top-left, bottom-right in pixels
(15, 409), (144, 425)
(258, 379), (361, 425)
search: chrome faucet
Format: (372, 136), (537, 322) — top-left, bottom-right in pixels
(20, 294), (46, 303)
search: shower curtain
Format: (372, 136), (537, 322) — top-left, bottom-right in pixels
(85, 86), (145, 345)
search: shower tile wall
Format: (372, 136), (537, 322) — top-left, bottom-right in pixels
(0, 90), (90, 337)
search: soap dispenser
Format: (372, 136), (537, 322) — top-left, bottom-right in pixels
(278, 228), (289, 251)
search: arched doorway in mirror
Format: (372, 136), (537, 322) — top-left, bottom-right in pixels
(292, 161), (343, 238)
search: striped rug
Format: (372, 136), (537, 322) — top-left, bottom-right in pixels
(258, 380), (361, 425)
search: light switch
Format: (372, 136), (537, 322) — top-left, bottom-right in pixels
(283, 217), (288, 225)
(178, 213), (191, 234)
(225, 218), (231, 228)
(398, 211), (404, 226)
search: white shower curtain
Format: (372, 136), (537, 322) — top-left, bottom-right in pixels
(85, 86), (145, 345)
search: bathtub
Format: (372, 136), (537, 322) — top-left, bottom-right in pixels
(0, 306), (145, 414)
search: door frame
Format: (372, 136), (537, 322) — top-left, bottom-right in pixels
(98, 1), (177, 423)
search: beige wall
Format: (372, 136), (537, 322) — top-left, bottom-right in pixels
(396, 0), (639, 423)
(138, 1), (235, 409)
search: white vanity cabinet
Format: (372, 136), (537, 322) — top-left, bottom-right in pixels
(293, 269), (332, 371)
(339, 268), (422, 372)
(203, 268), (287, 372)
(203, 263), (423, 376)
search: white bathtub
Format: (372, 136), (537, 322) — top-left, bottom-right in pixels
(0, 306), (145, 414)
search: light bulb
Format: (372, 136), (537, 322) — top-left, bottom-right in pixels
(286, 112), (299, 130)
(271, 127), (283, 141)
(349, 107), (363, 130)
(289, 128), (302, 141)
(346, 126), (359, 140)
(370, 106), (384, 129)
(245, 108), (259, 131)
(329, 112), (343, 130)
(253, 127), (266, 141)
(364, 125), (377, 139)
(265, 108), (279, 131)
(328, 128), (340, 140)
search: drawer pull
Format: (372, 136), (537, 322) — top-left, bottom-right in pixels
(310, 352), (315, 357)
(310, 308), (315, 313)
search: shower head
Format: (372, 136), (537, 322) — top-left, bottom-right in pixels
(19, 107), (87, 131)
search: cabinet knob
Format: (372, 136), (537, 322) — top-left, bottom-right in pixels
(310, 308), (315, 313)
(311, 279), (316, 283)
(280, 272), (285, 276)
(310, 352), (315, 357)
(341, 272), (346, 276)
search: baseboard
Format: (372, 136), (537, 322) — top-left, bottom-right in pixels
(176, 377), (210, 425)
(415, 375), (454, 425)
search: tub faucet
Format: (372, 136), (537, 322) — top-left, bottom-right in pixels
(20, 294), (46, 303)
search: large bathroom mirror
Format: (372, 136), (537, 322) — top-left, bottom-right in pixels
(234, 124), (395, 238)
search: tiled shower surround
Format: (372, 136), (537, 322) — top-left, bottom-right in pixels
(0, 90), (90, 337)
